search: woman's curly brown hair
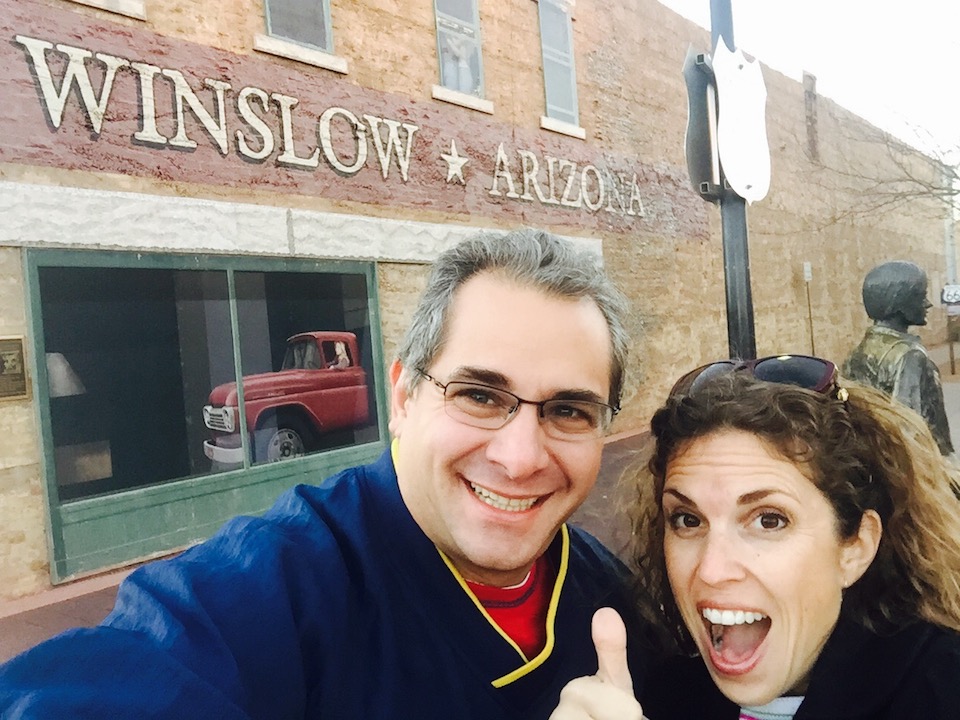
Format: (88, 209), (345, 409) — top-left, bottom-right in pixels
(631, 371), (960, 654)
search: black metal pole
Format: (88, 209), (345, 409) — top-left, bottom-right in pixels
(721, 194), (756, 359)
(710, 0), (757, 360)
(710, 0), (734, 52)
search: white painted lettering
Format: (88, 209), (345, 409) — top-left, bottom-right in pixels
(272, 93), (320, 168)
(518, 150), (551, 203)
(235, 87), (275, 161)
(558, 159), (582, 208)
(363, 115), (418, 182)
(319, 107), (367, 176)
(129, 62), (167, 146)
(16, 35), (128, 135)
(628, 173), (646, 216)
(544, 156), (561, 204)
(14, 35), (648, 222)
(162, 70), (231, 154)
(604, 171), (627, 214)
(488, 143), (519, 198)
(580, 165), (604, 211)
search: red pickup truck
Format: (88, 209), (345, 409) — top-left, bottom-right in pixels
(202, 331), (370, 465)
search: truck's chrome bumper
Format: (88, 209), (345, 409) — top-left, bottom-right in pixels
(203, 440), (244, 465)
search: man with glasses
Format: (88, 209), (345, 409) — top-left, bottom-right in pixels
(0, 228), (653, 719)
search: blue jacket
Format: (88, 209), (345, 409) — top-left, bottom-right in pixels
(642, 616), (960, 719)
(0, 449), (648, 719)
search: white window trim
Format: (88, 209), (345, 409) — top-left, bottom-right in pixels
(431, 85), (494, 115)
(253, 34), (348, 75)
(67, 0), (146, 20)
(539, 115), (585, 140)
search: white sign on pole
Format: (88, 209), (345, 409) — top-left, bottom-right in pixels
(713, 42), (771, 204)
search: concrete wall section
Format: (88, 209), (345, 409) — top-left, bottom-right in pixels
(0, 181), (604, 261)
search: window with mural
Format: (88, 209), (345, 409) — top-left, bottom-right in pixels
(435, 0), (484, 96)
(264, 0), (333, 52)
(36, 258), (381, 503)
(538, 0), (579, 126)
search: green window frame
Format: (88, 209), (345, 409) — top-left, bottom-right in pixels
(538, 0), (579, 126)
(25, 249), (389, 582)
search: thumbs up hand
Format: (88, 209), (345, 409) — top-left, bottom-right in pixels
(548, 608), (646, 720)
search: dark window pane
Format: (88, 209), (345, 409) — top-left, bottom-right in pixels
(435, 0), (483, 96)
(39, 267), (232, 501)
(438, 28), (482, 95)
(540, 2), (569, 49)
(40, 263), (381, 497)
(544, 57), (576, 118)
(436, 0), (476, 24)
(539, 0), (578, 123)
(266, 0), (330, 50)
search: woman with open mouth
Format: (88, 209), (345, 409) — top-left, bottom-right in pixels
(551, 355), (960, 720)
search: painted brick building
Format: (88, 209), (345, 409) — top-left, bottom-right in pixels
(0, 0), (951, 601)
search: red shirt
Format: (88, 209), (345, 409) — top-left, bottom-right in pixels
(466, 553), (557, 658)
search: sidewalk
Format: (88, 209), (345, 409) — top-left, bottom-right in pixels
(0, 567), (134, 663)
(3, 342), (958, 664)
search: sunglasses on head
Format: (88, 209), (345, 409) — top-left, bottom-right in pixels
(669, 354), (849, 401)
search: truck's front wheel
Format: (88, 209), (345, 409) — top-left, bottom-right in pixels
(254, 416), (313, 463)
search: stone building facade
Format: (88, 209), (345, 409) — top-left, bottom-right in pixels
(0, 0), (951, 601)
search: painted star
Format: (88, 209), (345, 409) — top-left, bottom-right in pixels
(441, 139), (469, 184)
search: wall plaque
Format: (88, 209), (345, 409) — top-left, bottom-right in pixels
(0, 337), (29, 400)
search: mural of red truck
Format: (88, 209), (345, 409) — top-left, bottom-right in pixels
(202, 331), (370, 465)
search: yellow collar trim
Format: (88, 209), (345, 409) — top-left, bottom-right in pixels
(436, 525), (571, 688)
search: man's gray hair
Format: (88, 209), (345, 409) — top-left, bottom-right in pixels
(396, 228), (630, 407)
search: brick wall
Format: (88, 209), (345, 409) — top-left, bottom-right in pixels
(0, 248), (47, 599)
(0, 0), (950, 598)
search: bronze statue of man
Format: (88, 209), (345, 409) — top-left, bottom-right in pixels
(843, 260), (954, 455)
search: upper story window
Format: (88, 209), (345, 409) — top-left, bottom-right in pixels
(538, 0), (579, 127)
(255, 0), (346, 74)
(435, 0), (484, 97)
(264, 0), (332, 52)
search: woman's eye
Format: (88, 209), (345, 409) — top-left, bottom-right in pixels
(668, 511), (701, 530)
(753, 512), (788, 531)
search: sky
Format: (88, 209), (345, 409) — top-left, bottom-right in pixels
(655, 0), (960, 161)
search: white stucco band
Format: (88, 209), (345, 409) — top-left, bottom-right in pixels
(0, 181), (601, 263)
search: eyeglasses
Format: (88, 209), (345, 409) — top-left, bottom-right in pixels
(669, 354), (849, 401)
(416, 370), (618, 440)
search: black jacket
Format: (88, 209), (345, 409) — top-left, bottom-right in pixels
(642, 617), (960, 719)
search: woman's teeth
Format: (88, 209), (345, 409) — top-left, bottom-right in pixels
(701, 608), (768, 625)
(469, 482), (538, 512)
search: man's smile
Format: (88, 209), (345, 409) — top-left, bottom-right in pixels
(468, 480), (545, 512)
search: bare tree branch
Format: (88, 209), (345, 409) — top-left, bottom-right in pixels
(805, 114), (958, 228)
